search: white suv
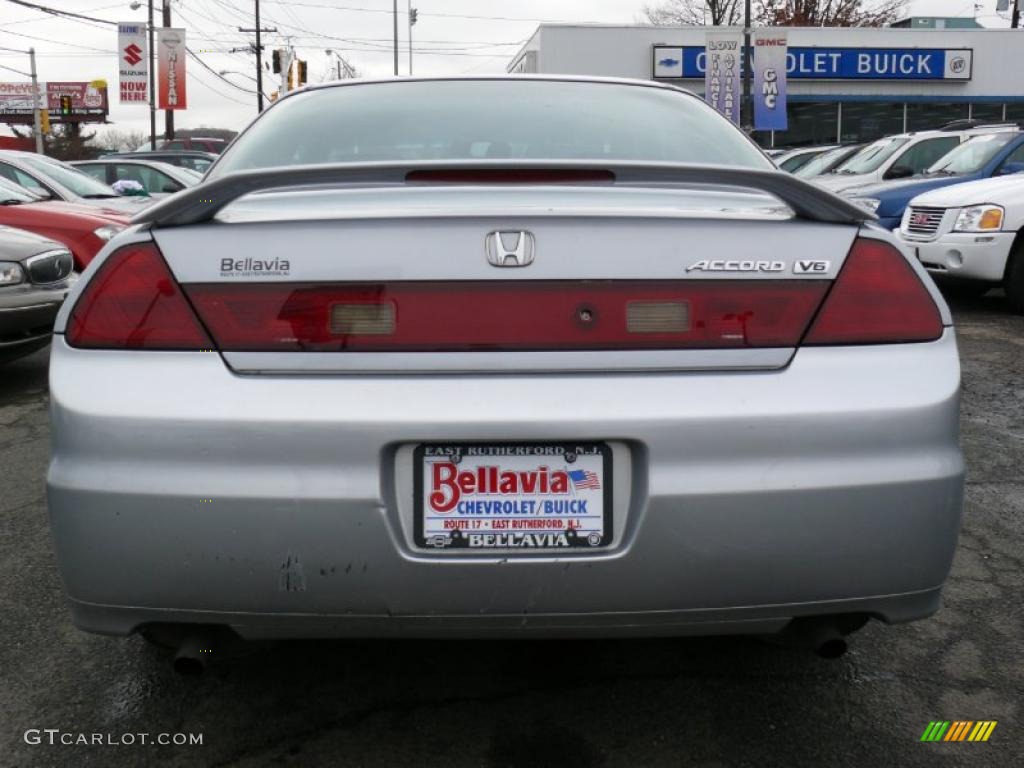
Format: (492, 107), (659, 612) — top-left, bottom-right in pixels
(816, 126), (1018, 194)
(897, 173), (1024, 311)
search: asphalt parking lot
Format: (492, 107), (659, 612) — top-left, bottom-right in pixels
(2, 294), (1021, 768)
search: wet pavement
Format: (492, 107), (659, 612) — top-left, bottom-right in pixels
(1, 293), (1021, 767)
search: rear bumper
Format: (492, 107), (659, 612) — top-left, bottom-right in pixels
(46, 332), (964, 638)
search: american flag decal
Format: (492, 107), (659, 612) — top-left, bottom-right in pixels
(568, 469), (601, 490)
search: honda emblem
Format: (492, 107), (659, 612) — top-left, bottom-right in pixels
(485, 231), (535, 267)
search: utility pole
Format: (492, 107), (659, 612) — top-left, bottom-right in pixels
(255, 0), (263, 111)
(742, 0), (752, 131)
(393, 0), (399, 76)
(408, 4), (417, 76)
(239, 1), (276, 112)
(1013, 0), (1020, 28)
(148, 0), (156, 148)
(162, 0), (173, 140)
(29, 47), (43, 154)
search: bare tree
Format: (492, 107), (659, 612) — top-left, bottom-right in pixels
(758, 0), (906, 26)
(99, 127), (150, 152)
(640, 0), (744, 26)
(641, 0), (905, 27)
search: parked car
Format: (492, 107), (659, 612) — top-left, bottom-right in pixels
(793, 144), (864, 179)
(0, 150), (152, 214)
(135, 136), (228, 154)
(0, 224), (76, 362)
(897, 173), (1024, 311)
(71, 158), (201, 198)
(48, 76), (963, 667)
(815, 125), (1018, 194)
(844, 132), (1024, 229)
(0, 177), (128, 269)
(773, 145), (837, 173)
(102, 150), (217, 175)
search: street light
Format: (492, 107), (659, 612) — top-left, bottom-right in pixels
(219, 69), (258, 84)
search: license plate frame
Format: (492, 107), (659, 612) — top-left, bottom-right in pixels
(413, 441), (613, 551)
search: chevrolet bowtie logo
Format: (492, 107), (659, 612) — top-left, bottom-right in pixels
(123, 44), (143, 66)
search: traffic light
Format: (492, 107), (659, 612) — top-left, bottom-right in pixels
(59, 95), (72, 117)
(39, 109), (50, 134)
(272, 49), (282, 74)
(410, 8), (418, 25)
(297, 60), (307, 85)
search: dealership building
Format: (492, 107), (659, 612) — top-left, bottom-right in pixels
(507, 22), (1024, 147)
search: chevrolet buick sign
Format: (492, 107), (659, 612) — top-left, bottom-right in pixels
(653, 46), (973, 81)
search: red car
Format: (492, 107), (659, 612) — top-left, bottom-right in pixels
(0, 177), (128, 269)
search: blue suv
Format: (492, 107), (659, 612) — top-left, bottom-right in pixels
(843, 132), (1024, 229)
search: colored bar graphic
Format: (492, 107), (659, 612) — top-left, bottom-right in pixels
(945, 721), (971, 741)
(921, 721), (996, 742)
(921, 721), (949, 741)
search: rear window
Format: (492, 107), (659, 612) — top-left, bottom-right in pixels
(836, 137), (910, 175)
(211, 80), (771, 177)
(23, 156), (119, 198)
(928, 133), (1016, 175)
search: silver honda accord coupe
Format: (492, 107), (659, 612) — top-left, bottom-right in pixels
(47, 76), (963, 662)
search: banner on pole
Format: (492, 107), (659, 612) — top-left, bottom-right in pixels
(753, 31), (788, 131)
(117, 22), (148, 104)
(157, 28), (187, 110)
(703, 31), (742, 125)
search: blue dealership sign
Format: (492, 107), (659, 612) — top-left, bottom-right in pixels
(653, 45), (973, 81)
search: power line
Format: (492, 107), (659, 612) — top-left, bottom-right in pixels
(2, 0), (116, 25)
(0, 61), (31, 76)
(260, 0), (585, 24)
(187, 45), (259, 95)
(0, 1), (261, 99)
(0, 27), (113, 52)
(5, 0), (122, 25)
(187, 68), (257, 107)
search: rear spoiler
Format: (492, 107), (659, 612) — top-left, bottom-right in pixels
(131, 160), (872, 228)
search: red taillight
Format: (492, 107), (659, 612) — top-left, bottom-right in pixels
(66, 242), (212, 350)
(804, 237), (943, 345)
(184, 281), (829, 352)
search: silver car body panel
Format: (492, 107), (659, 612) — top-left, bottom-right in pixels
(214, 186), (794, 225)
(48, 325), (962, 637)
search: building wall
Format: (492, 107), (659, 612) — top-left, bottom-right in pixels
(508, 25), (1024, 146)
(511, 25), (1024, 101)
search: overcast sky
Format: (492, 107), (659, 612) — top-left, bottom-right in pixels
(0, 0), (1012, 139)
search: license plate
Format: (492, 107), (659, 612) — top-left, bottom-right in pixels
(414, 442), (612, 550)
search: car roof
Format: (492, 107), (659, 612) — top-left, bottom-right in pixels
(269, 74), (701, 109)
(75, 158), (184, 170)
(107, 149), (216, 157)
(103, 151), (217, 163)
